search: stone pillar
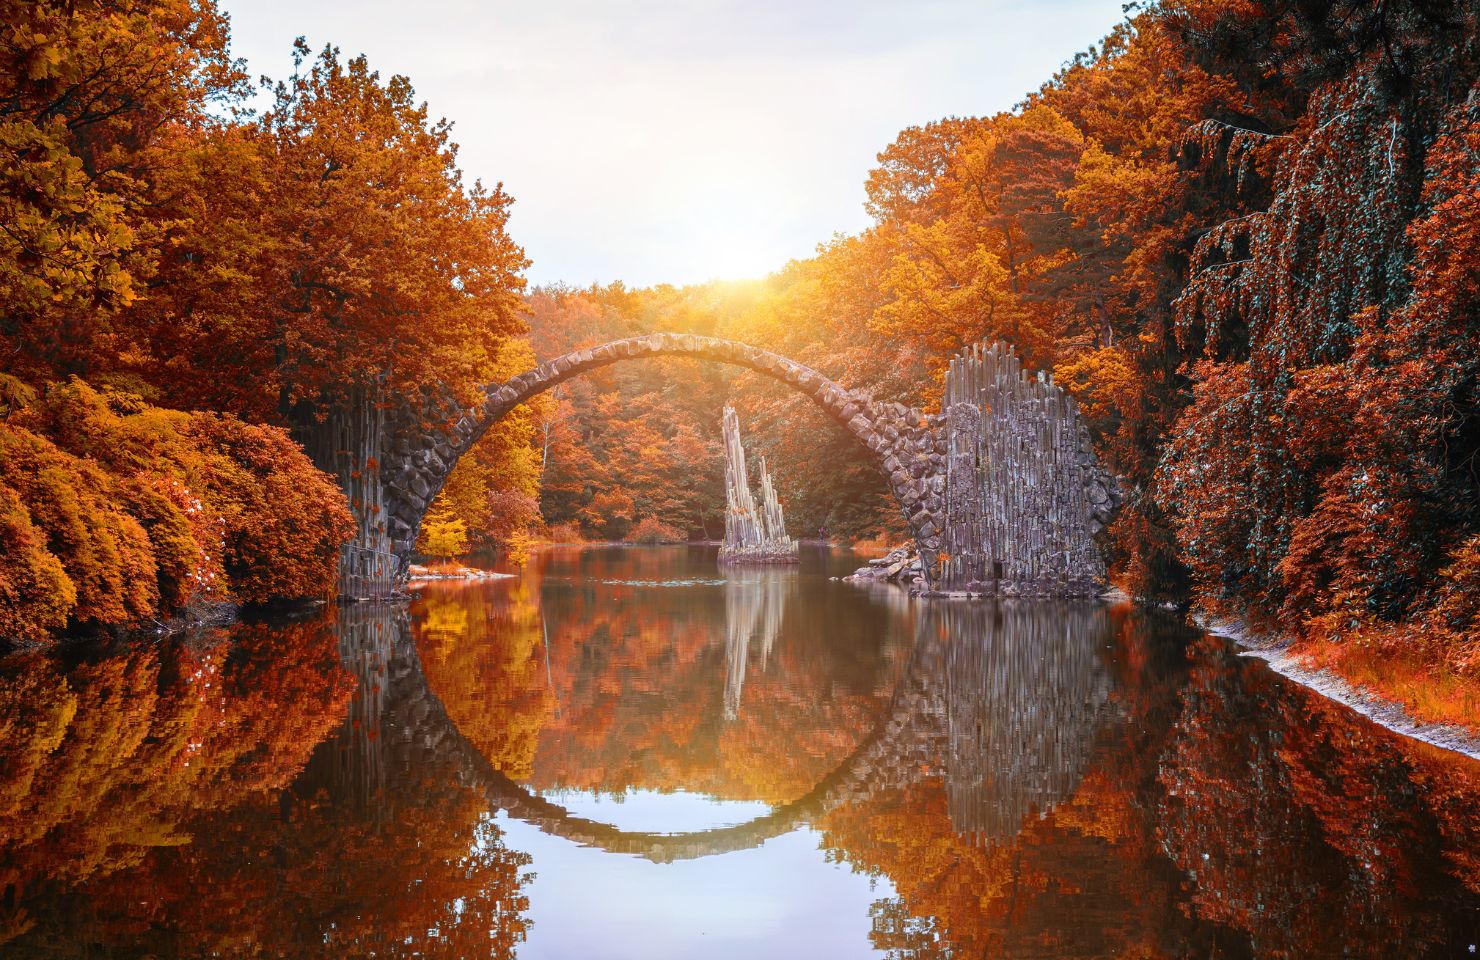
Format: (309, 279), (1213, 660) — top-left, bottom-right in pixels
(719, 405), (799, 564)
(938, 342), (1108, 597)
(296, 382), (400, 600)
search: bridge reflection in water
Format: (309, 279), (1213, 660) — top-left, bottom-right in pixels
(933, 602), (1114, 846)
(301, 573), (1480, 960)
(321, 603), (392, 812)
(323, 584), (1118, 859)
(3, 548), (1478, 959)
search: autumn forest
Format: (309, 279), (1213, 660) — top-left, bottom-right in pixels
(2, 0), (1480, 955)
(3, 0), (1477, 714)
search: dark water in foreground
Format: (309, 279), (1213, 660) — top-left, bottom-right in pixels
(3, 544), (1478, 959)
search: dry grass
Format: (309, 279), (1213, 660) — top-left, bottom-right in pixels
(538, 521), (586, 544)
(1297, 639), (1480, 734)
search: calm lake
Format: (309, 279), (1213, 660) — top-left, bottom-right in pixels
(3, 544), (1478, 958)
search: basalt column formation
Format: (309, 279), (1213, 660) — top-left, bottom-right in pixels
(296, 382), (399, 600)
(939, 342), (1110, 596)
(719, 405), (799, 564)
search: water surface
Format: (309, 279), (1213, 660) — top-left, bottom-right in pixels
(3, 544), (1478, 958)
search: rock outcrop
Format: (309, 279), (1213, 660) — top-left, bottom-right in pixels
(719, 405), (798, 564)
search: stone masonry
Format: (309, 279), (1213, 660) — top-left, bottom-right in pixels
(368, 333), (1117, 594)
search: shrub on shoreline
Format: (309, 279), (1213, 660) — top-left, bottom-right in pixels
(623, 517), (686, 544)
(543, 521), (586, 544)
(0, 381), (353, 645)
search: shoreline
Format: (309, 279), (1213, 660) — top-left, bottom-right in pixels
(1200, 615), (1480, 761)
(406, 563), (516, 583)
(0, 598), (329, 655)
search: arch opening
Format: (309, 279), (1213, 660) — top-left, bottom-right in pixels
(340, 333), (1114, 598)
(380, 333), (947, 583)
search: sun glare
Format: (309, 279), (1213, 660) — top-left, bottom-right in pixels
(679, 228), (787, 284)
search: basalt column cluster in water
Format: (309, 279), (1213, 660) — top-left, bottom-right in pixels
(938, 343), (1113, 596)
(719, 405), (798, 564)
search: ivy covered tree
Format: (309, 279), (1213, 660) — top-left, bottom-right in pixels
(1157, 0), (1480, 662)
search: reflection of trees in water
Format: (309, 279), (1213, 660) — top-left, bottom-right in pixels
(723, 591), (1116, 841)
(825, 605), (1480, 960)
(414, 573), (556, 781)
(820, 601), (1170, 960)
(722, 567), (795, 720)
(224, 605), (534, 959)
(439, 559), (915, 804)
(0, 618), (351, 950)
(0, 607), (532, 959)
(10, 585), (1472, 959)
(1156, 633), (1480, 959)
(931, 601), (1114, 845)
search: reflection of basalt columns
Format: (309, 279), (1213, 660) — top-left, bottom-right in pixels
(301, 604), (472, 819)
(719, 405), (799, 564)
(722, 568), (793, 719)
(314, 604), (395, 813)
(930, 601), (1114, 845)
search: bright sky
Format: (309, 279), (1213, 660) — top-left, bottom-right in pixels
(221, 0), (1129, 288)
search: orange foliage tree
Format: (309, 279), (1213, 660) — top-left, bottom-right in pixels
(132, 39), (528, 424)
(0, 0), (244, 386)
(0, 382), (352, 642)
(1, 2), (531, 635)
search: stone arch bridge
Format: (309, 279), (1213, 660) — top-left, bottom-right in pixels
(314, 334), (1118, 597)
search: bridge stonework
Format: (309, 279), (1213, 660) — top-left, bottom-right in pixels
(362, 333), (1116, 596)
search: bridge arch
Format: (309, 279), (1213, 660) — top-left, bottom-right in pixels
(356, 333), (1116, 596)
(380, 333), (949, 580)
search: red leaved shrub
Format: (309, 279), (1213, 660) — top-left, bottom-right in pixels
(0, 381), (353, 644)
(186, 413), (354, 603)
